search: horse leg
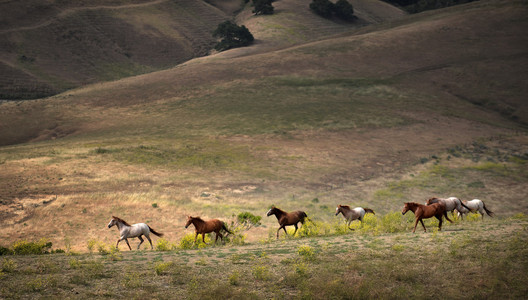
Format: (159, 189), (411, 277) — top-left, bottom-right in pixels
(137, 236), (144, 250)
(436, 215), (443, 231)
(444, 211), (453, 223)
(292, 224), (298, 236)
(347, 220), (354, 231)
(194, 233), (199, 244)
(124, 238), (132, 250)
(145, 235), (153, 250)
(202, 233), (207, 244)
(418, 218), (427, 232)
(412, 218), (419, 233)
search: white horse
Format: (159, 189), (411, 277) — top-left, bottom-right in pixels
(335, 205), (375, 230)
(426, 197), (470, 217)
(107, 216), (163, 250)
(456, 199), (494, 219)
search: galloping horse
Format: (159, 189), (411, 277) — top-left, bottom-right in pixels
(402, 202), (453, 233)
(267, 206), (309, 239)
(426, 197), (470, 217)
(185, 216), (232, 244)
(107, 216), (163, 250)
(335, 205), (375, 230)
(456, 199), (494, 219)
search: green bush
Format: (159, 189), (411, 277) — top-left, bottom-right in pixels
(0, 246), (13, 256)
(1, 258), (17, 272)
(155, 261), (175, 276)
(178, 233), (210, 249)
(297, 245), (316, 261)
(155, 238), (175, 251)
(12, 239), (52, 255)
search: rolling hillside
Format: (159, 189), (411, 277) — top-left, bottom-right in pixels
(0, 0), (527, 255)
(0, 0), (404, 100)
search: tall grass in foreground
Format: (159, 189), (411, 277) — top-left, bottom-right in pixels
(0, 216), (526, 299)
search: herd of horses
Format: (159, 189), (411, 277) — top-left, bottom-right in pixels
(107, 197), (493, 250)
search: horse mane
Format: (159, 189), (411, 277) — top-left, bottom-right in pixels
(112, 216), (131, 226)
(270, 206), (286, 214)
(189, 216), (205, 224)
(339, 205), (351, 210)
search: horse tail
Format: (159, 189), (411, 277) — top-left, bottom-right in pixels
(222, 222), (233, 235)
(148, 226), (164, 237)
(459, 200), (471, 212)
(363, 208), (375, 215)
(301, 212), (311, 225)
(483, 203), (494, 217)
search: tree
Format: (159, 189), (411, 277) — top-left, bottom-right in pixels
(309, 0), (335, 18)
(213, 20), (254, 51)
(334, 0), (354, 21)
(253, 0), (274, 15)
(310, 0), (355, 21)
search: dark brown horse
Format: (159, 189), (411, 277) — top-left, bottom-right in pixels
(185, 216), (232, 244)
(266, 206), (309, 239)
(402, 202), (453, 233)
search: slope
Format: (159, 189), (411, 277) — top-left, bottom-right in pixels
(0, 0), (527, 250)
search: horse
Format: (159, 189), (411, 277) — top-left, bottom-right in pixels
(456, 199), (494, 219)
(335, 205), (375, 230)
(107, 216), (163, 250)
(426, 197), (470, 217)
(185, 216), (232, 244)
(402, 202), (453, 233)
(266, 206), (309, 239)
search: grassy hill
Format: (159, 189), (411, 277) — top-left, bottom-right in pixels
(0, 0), (403, 100)
(0, 0), (527, 297)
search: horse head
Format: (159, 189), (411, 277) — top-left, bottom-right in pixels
(266, 206), (277, 217)
(185, 216), (194, 228)
(107, 216), (117, 228)
(402, 203), (411, 215)
(335, 205), (342, 216)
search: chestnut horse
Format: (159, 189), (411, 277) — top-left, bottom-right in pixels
(266, 206), (309, 239)
(107, 216), (163, 250)
(335, 205), (375, 230)
(402, 202), (453, 233)
(185, 216), (232, 244)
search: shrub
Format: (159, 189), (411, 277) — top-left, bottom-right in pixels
(1, 258), (17, 272)
(229, 270), (240, 285)
(155, 238), (175, 251)
(12, 239), (52, 255)
(252, 265), (271, 281)
(155, 261), (175, 276)
(87, 239), (97, 254)
(297, 245), (316, 261)
(178, 233), (210, 249)
(0, 246), (13, 256)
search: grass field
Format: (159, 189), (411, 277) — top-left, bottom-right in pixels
(1, 215), (527, 299)
(1, 0), (527, 298)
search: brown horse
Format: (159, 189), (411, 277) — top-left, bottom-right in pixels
(266, 206), (309, 239)
(185, 216), (232, 244)
(335, 205), (375, 230)
(402, 202), (453, 233)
